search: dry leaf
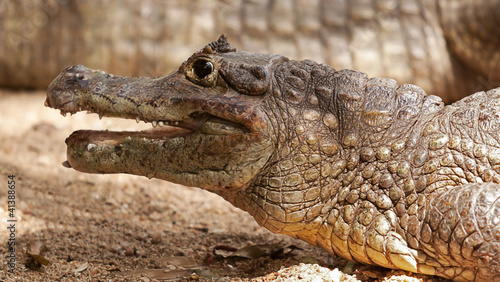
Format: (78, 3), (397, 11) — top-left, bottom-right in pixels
(73, 262), (89, 273)
(25, 241), (50, 270)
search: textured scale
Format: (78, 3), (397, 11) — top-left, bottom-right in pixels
(228, 59), (500, 280)
(45, 36), (500, 281)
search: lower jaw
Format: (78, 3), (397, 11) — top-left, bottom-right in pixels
(63, 128), (267, 191)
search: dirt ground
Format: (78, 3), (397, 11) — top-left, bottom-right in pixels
(0, 90), (447, 281)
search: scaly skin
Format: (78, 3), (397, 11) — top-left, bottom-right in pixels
(45, 36), (500, 281)
(5, 0), (500, 103)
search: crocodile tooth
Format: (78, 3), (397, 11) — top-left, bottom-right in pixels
(61, 111), (67, 117)
(158, 121), (164, 127)
(152, 121), (158, 127)
(135, 116), (140, 123)
(78, 106), (82, 111)
(173, 121), (179, 126)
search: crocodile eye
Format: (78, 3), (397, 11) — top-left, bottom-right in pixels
(193, 59), (214, 79)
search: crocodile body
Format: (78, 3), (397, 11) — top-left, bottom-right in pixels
(45, 36), (500, 281)
(5, 0), (500, 103)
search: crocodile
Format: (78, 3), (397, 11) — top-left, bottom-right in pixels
(5, 0), (500, 103)
(45, 35), (500, 281)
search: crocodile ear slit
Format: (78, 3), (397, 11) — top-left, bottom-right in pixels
(220, 64), (270, 96)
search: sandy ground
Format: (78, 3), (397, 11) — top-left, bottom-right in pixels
(0, 90), (447, 281)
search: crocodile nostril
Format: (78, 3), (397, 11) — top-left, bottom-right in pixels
(64, 65), (92, 76)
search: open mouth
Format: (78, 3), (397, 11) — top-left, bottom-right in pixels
(126, 112), (250, 136)
(46, 95), (250, 140)
(45, 61), (273, 189)
(56, 108), (250, 141)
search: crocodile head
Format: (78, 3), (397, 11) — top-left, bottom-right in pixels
(45, 35), (286, 191)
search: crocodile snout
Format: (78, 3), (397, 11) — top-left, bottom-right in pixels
(45, 65), (113, 114)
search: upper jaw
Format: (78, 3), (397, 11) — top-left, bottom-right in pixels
(45, 65), (198, 125)
(45, 65), (266, 136)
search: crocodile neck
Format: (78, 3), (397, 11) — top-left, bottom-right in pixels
(216, 59), (446, 241)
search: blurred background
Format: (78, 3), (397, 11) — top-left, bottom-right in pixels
(1, 0), (499, 103)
